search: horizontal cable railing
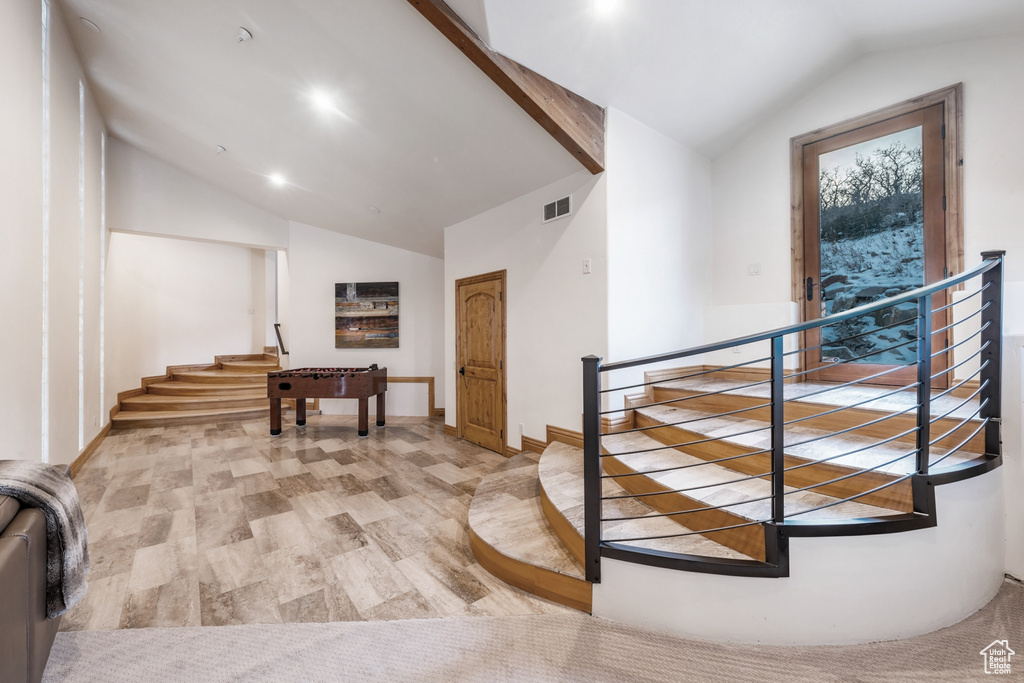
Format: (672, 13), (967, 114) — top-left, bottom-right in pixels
(582, 251), (1005, 582)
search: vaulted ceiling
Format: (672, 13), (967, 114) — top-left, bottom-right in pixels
(58, 0), (1024, 256)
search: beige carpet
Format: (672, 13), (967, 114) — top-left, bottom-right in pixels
(45, 580), (1023, 682)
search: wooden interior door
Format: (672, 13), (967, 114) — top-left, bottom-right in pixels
(456, 271), (506, 454)
(801, 104), (949, 386)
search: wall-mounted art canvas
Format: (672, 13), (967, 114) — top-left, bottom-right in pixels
(335, 281), (399, 348)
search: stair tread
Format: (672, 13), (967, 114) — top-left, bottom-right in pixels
(539, 442), (749, 559)
(468, 454), (585, 580)
(635, 403), (980, 475)
(602, 430), (897, 522)
(656, 376), (981, 422)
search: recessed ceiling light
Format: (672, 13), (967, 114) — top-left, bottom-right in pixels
(79, 17), (101, 33)
(592, 0), (619, 17)
(269, 173), (287, 186)
(368, 206), (381, 214)
(215, 145), (227, 155)
(310, 89), (339, 114)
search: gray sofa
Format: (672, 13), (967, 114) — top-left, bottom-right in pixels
(0, 494), (61, 683)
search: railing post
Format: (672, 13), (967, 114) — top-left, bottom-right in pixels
(916, 293), (932, 475)
(980, 250), (1005, 456)
(582, 355), (603, 583)
(770, 336), (785, 524)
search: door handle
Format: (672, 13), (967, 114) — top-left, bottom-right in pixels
(459, 366), (465, 376)
(806, 276), (818, 302)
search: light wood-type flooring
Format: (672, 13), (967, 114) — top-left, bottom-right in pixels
(61, 415), (571, 630)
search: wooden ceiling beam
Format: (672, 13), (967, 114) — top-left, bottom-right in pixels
(408, 0), (605, 174)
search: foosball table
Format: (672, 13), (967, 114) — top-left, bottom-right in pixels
(267, 365), (387, 437)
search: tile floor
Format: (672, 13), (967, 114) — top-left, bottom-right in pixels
(62, 415), (571, 630)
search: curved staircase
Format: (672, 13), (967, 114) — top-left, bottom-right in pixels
(111, 351), (281, 428)
(467, 372), (987, 611)
(466, 254), (1006, 644)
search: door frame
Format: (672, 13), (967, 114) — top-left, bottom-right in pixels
(790, 84), (964, 380)
(455, 269), (507, 455)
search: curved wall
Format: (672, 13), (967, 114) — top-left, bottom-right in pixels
(592, 469), (1005, 645)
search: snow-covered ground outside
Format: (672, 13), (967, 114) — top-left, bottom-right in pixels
(820, 222), (924, 365)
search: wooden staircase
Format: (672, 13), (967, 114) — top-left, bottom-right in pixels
(466, 367), (986, 611)
(111, 351), (281, 429)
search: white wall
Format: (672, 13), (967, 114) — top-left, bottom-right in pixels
(48, 9), (105, 462)
(105, 232), (258, 401)
(0, 0), (45, 461)
(712, 32), (1024, 307)
(103, 136), (293, 409)
(287, 221), (445, 417)
(1003, 336), (1024, 581)
(606, 109), (713, 362)
(604, 109), (714, 410)
(594, 469), (1005, 645)
(710, 31), (1024, 580)
(107, 138), (289, 250)
(0, 2), (106, 466)
(445, 170), (608, 448)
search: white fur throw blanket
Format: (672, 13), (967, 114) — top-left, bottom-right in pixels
(0, 460), (89, 618)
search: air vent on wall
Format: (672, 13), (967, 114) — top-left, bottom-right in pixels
(542, 195), (573, 223)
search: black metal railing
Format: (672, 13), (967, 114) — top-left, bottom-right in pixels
(274, 323), (289, 355)
(582, 251), (1004, 582)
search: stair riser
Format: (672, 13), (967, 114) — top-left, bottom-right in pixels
(468, 529), (592, 612)
(219, 362), (281, 374)
(539, 483), (585, 566)
(171, 372), (267, 385)
(601, 454), (766, 562)
(112, 408), (269, 429)
(121, 397), (269, 412)
(633, 414), (914, 513)
(649, 388), (985, 455)
(216, 354), (274, 363)
(147, 385), (267, 397)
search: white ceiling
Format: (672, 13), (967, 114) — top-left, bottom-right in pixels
(479, 0), (1024, 157)
(58, 0), (582, 257)
(58, 1), (1024, 256)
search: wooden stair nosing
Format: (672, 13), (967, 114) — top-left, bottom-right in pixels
(632, 411), (914, 513)
(468, 528), (592, 612)
(645, 386), (984, 455)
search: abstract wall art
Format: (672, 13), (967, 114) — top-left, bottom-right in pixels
(335, 281), (399, 348)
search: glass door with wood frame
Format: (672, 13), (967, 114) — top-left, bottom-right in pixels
(802, 104), (949, 386)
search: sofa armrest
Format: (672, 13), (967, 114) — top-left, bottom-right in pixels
(0, 509), (61, 683)
(0, 531), (30, 683)
(0, 495), (20, 532)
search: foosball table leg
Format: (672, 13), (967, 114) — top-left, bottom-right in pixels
(270, 398), (282, 436)
(296, 397), (306, 427)
(358, 398), (369, 437)
(376, 390), (386, 428)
